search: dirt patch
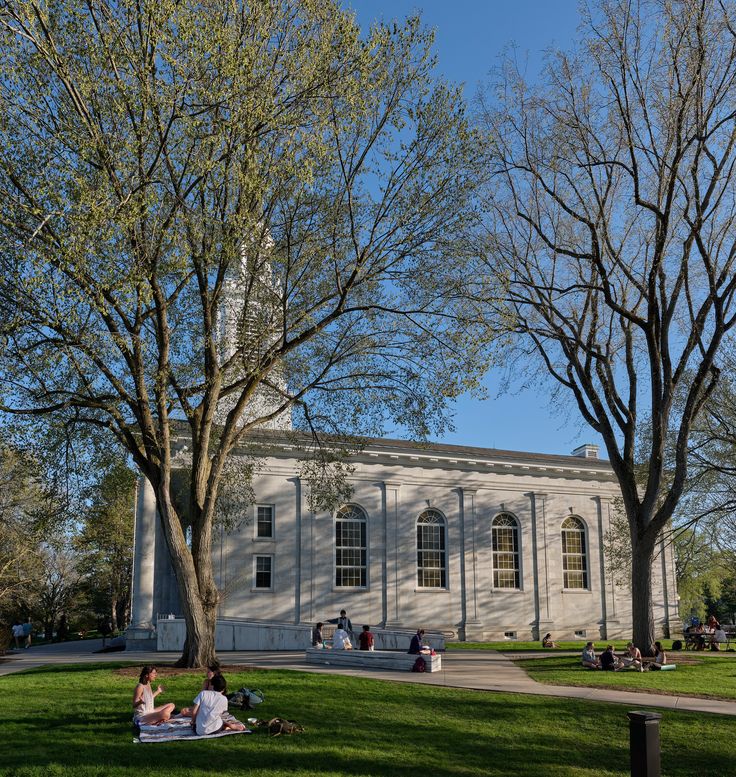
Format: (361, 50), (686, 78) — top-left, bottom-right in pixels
(114, 664), (259, 678)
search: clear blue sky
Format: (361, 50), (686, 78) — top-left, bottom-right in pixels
(345, 1), (604, 457)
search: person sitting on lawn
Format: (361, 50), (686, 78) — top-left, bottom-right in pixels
(203, 664), (225, 692)
(332, 626), (352, 650)
(542, 633), (557, 648)
(358, 624), (374, 651)
(581, 641), (600, 669)
(621, 642), (644, 672)
(132, 666), (176, 725)
(191, 674), (245, 736)
(599, 645), (621, 671)
(649, 641), (668, 670)
(713, 625), (728, 651)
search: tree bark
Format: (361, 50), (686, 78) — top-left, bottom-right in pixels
(631, 531), (657, 654)
(154, 480), (219, 667)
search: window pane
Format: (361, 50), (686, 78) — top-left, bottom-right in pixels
(562, 518), (588, 589)
(492, 514), (520, 589)
(335, 505), (367, 588)
(417, 510), (447, 588)
(255, 556), (272, 588)
(257, 505), (273, 538)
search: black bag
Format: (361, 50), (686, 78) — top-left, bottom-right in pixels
(671, 639), (683, 651)
(411, 656), (426, 673)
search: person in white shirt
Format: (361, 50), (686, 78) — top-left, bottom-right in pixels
(332, 627), (352, 650)
(191, 675), (245, 736)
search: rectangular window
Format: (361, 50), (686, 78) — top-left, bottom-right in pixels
(254, 556), (273, 589)
(335, 509), (367, 587)
(417, 511), (448, 588)
(492, 517), (520, 589)
(256, 505), (274, 538)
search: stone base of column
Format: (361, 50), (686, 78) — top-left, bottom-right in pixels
(463, 619), (485, 641)
(126, 624), (157, 651)
(383, 620), (404, 629)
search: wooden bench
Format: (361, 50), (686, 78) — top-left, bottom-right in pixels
(305, 647), (442, 672)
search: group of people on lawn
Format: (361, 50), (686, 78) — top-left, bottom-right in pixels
(580, 641), (669, 671)
(311, 610), (376, 651)
(132, 664), (247, 734)
(685, 615), (728, 651)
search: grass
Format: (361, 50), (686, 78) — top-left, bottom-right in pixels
(0, 662), (735, 776)
(447, 640), (634, 652)
(516, 654), (736, 700)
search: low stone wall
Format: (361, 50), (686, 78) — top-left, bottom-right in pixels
(305, 647), (442, 672)
(153, 618), (446, 653)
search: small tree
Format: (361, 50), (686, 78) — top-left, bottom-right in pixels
(479, 0), (736, 649)
(75, 459), (135, 631)
(0, 0), (485, 665)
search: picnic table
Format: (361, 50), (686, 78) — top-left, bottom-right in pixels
(683, 628), (735, 650)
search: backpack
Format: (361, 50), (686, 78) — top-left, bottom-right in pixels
(228, 687), (265, 710)
(411, 656), (426, 673)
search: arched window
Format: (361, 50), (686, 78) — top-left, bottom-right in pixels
(416, 510), (447, 588)
(492, 513), (520, 589)
(335, 504), (367, 587)
(561, 516), (588, 589)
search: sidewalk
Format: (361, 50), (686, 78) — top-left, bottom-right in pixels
(2, 641), (735, 716)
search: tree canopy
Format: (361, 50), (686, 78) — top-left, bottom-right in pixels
(0, 0), (486, 664)
(479, 0), (736, 649)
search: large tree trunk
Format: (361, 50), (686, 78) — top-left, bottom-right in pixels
(631, 531), (657, 654)
(154, 482), (219, 667)
(178, 600), (218, 667)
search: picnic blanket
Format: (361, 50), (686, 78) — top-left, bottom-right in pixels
(135, 715), (251, 743)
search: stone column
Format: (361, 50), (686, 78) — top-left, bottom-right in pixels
(596, 496), (619, 639)
(528, 491), (552, 641)
(659, 531), (681, 638)
(381, 481), (402, 627)
(128, 476), (157, 645)
(291, 477), (302, 624)
(459, 488), (483, 640)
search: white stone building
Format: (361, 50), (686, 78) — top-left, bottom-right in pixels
(129, 433), (680, 647)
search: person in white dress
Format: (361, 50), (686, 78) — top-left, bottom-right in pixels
(132, 666), (175, 725)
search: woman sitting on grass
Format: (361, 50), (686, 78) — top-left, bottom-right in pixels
(132, 666), (175, 725)
(649, 641), (668, 670)
(202, 663), (225, 692)
(542, 633), (557, 648)
(581, 642), (600, 669)
(191, 674), (246, 736)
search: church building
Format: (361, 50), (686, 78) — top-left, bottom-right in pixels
(129, 432), (680, 647)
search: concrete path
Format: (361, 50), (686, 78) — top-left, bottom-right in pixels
(2, 641), (735, 717)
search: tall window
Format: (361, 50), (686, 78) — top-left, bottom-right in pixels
(492, 513), (520, 588)
(561, 516), (588, 589)
(256, 505), (274, 538)
(254, 555), (273, 589)
(417, 510), (447, 588)
(335, 504), (367, 587)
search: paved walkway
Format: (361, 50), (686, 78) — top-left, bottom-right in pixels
(2, 641), (735, 716)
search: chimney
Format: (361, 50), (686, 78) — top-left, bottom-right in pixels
(571, 443), (599, 459)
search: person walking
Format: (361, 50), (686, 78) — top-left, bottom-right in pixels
(11, 621), (23, 650)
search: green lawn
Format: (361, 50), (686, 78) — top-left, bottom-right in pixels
(516, 654), (736, 700)
(447, 640), (634, 652)
(0, 663), (734, 776)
